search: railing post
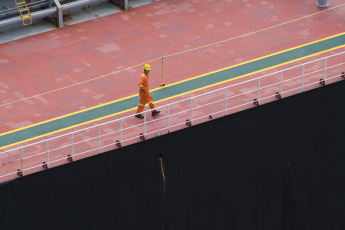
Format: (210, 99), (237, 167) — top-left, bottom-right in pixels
(46, 140), (49, 168)
(167, 105), (170, 133)
(71, 132), (74, 160)
(21, 147), (24, 173)
(144, 111), (147, 137)
(190, 98), (193, 125)
(324, 58), (327, 84)
(302, 64), (305, 92)
(225, 88), (227, 115)
(280, 71), (283, 96)
(258, 77), (261, 105)
(98, 125), (101, 153)
(120, 119), (123, 145)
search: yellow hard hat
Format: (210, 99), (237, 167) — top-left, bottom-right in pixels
(144, 64), (151, 71)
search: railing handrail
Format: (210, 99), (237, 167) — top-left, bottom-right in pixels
(0, 50), (345, 155)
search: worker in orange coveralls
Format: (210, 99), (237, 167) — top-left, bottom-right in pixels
(135, 64), (160, 118)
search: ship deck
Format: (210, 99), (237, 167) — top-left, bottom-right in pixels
(1, 0), (345, 181)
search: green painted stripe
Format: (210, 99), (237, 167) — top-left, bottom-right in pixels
(1, 33), (345, 148)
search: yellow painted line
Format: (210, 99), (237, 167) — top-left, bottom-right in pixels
(1, 2), (344, 109)
(1, 35), (345, 151)
(0, 107), (136, 151)
(163, 3), (345, 58)
(0, 92), (139, 137)
(152, 31), (345, 90)
(154, 43), (345, 103)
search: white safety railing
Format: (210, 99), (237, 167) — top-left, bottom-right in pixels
(1, 50), (345, 180)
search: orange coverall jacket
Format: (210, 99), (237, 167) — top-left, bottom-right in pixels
(138, 73), (150, 94)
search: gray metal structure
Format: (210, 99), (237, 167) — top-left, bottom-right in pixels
(54, 0), (63, 28)
(0, 0), (127, 28)
(109, 0), (128, 10)
(317, 0), (329, 7)
(0, 0), (50, 19)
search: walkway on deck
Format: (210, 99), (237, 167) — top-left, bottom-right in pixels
(1, 0), (345, 181)
(1, 32), (345, 149)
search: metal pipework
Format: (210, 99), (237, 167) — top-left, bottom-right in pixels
(0, 0), (125, 29)
(63, 0), (107, 10)
(0, 7), (55, 28)
(0, 0), (51, 17)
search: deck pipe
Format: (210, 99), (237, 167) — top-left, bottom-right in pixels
(317, 0), (329, 7)
(0, 0), (122, 28)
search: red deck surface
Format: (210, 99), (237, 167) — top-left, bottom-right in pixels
(1, 0), (345, 181)
(1, 0), (345, 133)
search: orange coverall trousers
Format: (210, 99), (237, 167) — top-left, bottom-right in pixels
(136, 90), (156, 113)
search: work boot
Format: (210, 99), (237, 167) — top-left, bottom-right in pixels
(152, 110), (160, 116)
(135, 114), (144, 119)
